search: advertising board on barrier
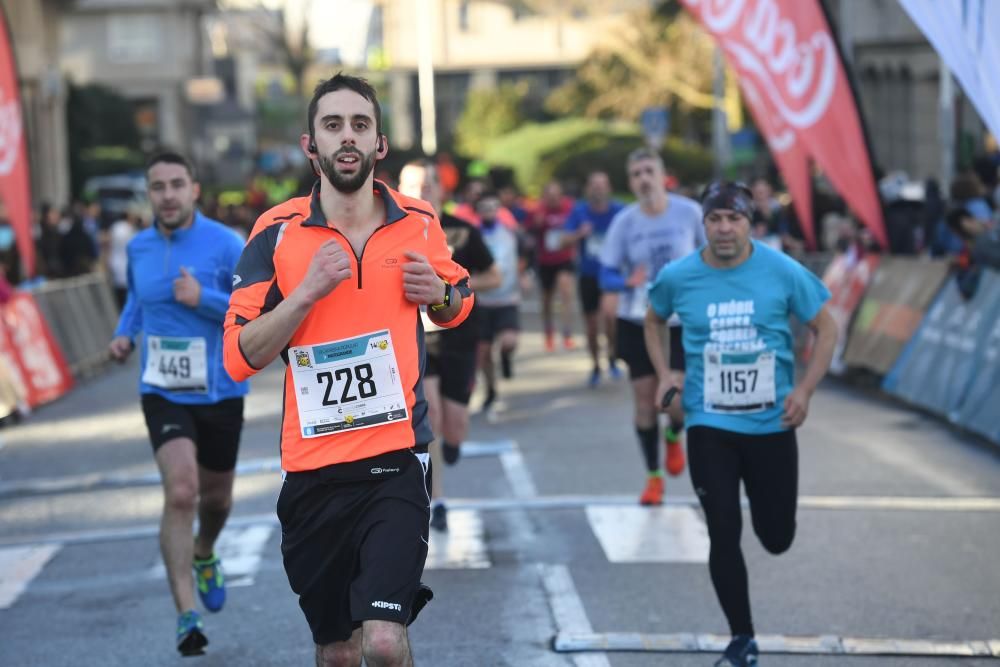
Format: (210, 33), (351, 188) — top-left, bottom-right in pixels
(883, 270), (999, 423)
(1, 292), (74, 406)
(816, 253), (879, 375)
(842, 257), (950, 375)
(953, 271), (1000, 443)
(0, 314), (28, 413)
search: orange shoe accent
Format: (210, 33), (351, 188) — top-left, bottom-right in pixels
(545, 332), (556, 352)
(562, 336), (576, 350)
(665, 440), (686, 477)
(639, 476), (664, 505)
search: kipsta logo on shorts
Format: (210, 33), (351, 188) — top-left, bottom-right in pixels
(371, 600), (402, 612)
(294, 349), (312, 368)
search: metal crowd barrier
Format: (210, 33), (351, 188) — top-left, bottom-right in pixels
(28, 273), (119, 379)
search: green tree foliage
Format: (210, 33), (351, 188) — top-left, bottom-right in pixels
(545, 0), (715, 122)
(454, 82), (529, 159)
(66, 83), (143, 198)
(482, 118), (712, 196)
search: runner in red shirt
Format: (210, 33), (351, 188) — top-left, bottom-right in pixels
(528, 181), (576, 350)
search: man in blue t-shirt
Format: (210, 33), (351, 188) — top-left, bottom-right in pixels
(109, 152), (248, 656)
(644, 181), (837, 667)
(563, 171), (625, 387)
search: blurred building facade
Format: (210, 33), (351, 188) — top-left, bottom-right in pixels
(60, 0), (218, 157)
(2, 0), (73, 208)
(830, 0), (990, 184)
(371, 0), (653, 150)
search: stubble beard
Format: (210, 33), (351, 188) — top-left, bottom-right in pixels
(319, 147), (377, 194)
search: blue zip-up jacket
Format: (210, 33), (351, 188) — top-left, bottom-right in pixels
(114, 211), (249, 404)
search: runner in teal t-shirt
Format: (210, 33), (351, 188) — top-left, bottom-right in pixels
(644, 181), (838, 667)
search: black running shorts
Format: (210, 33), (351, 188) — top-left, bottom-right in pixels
(615, 320), (685, 380)
(278, 448), (432, 645)
(478, 305), (520, 343)
(538, 261), (575, 291)
(426, 333), (477, 406)
(140, 393), (243, 472)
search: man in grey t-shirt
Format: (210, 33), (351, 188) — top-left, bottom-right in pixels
(599, 148), (705, 505)
(475, 193), (524, 421)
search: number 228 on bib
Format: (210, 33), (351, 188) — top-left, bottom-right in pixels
(289, 330), (408, 438)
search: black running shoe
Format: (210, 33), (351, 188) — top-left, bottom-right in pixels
(481, 386), (497, 413)
(176, 610), (208, 656)
(442, 442), (461, 465)
(715, 635), (759, 666)
(430, 503), (448, 531)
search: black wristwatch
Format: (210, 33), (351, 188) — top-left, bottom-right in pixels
(430, 282), (453, 312)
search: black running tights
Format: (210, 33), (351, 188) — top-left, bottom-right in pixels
(687, 425), (799, 637)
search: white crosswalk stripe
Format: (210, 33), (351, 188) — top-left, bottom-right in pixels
(148, 525), (274, 587)
(425, 509), (490, 569)
(0, 544), (61, 609)
(586, 505), (710, 563)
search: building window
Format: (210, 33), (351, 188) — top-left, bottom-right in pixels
(107, 14), (163, 63)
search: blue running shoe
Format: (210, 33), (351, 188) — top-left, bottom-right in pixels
(715, 635), (759, 666)
(176, 610), (207, 656)
(588, 368), (601, 388)
(193, 553), (225, 613)
(609, 363), (623, 381)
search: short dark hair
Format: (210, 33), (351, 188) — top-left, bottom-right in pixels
(146, 151), (196, 180)
(308, 73), (382, 139)
(626, 147), (664, 167)
(946, 207), (975, 240)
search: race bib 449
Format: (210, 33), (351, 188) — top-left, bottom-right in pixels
(142, 336), (208, 393)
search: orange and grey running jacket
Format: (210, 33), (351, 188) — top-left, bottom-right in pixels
(223, 181), (472, 471)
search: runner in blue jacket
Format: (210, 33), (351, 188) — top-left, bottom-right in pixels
(109, 152), (247, 656)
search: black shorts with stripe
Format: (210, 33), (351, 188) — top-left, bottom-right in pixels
(140, 393), (243, 472)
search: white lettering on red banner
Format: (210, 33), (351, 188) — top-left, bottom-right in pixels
(683, 0), (887, 251)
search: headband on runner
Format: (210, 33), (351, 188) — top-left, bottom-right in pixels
(701, 181), (755, 221)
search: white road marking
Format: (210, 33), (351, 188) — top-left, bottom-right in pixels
(586, 505), (709, 563)
(539, 564), (611, 667)
(500, 442), (537, 499)
(425, 510), (490, 570)
(0, 441), (516, 499)
(148, 525), (274, 587)
(5, 493), (1000, 550)
(0, 544), (61, 609)
(554, 632), (1000, 657)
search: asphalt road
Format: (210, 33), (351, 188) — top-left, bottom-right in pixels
(1, 306), (998, 666)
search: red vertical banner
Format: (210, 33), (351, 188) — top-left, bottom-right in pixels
(740, 79), (815, 249)
(0, 7), (35, 277)
(682, 0), (887, 250)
